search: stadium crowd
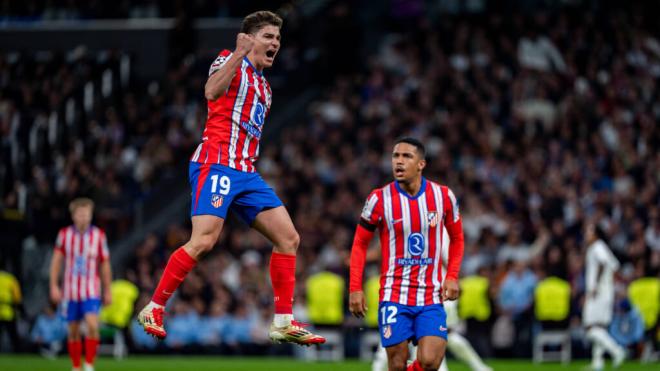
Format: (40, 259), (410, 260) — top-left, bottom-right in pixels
(115, 8), (660, 356)
(1, 3), (659, 360)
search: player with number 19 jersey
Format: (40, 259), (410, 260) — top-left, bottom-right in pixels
(188, 50), (281, 223)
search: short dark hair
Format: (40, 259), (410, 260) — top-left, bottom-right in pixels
(241, 11), (283, 34)
(594, 224), (609, 243)
(394, 137), (426, 158)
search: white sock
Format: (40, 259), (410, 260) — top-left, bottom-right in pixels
(372, 343), (389, 371)
(591, 342), (604, 369)
(448, 332), (488, 371)
(273, 314), (293, 327)
(587, 327), (624, 361)
(147, 301), (164, 309)
(439, 357), (449, 371)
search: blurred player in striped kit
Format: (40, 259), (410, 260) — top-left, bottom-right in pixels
(49, 198), (112, 371)
(583, 223), (625, 370)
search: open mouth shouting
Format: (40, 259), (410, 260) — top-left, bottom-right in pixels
(265, 49), (277, 63)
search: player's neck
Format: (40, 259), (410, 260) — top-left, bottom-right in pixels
(245, 54), (264, 73)
(74, 224), (90, 233)
(398, 177), (422, 197)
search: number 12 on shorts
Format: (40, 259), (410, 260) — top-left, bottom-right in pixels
(210, 174), (231, 195)
(381, 305), (398, 324)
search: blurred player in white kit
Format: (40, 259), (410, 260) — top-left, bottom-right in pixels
(583, 223), (625, 370)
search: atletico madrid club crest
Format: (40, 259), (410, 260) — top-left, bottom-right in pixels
(383, 325), (392, 339)
(428, 211), (438, 228)
(211, 194), (223, 208)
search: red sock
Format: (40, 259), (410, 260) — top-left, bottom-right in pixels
(151, 247), (197, 306)
(270, 252), (296, 314)
(407, 360), (423, 371)
(84, 338), (99, 365)
(68, 339), (82, 368)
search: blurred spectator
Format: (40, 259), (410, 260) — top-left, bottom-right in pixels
(224, 302), (259, 351)
(0, 268), (22, 352)
(164, 299), (202, 350)
(197, 300), (230, 347)
(30, 304), (66, 358)
(609, 298), (645, 350)
(497, 259), (537, 357)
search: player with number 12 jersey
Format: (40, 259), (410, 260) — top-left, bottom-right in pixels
(349, 138), (465, 371)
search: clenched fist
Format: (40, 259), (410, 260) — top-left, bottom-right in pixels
(236, 33), (255, 56)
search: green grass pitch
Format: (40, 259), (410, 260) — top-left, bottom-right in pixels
(0, 355), (652, 371)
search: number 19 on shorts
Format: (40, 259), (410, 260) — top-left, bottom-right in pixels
(210, 174), (231, 195)
(380, 305), (398, 324)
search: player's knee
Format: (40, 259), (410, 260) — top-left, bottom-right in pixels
(276, 230), (300, 254)
(189, 234), (216, 256)
(68, 324), (81, 339)
(418, 358), (442, 371)
(85, 319), (99, 337)
(387, 357), (407, 371)
(86, 325), (99, 338)
(418, 350), (443, 370)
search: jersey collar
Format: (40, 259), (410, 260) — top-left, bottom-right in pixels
(395, 177), (427, 200)
(243, 56), (263, 76)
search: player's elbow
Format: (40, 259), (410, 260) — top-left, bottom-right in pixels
(204, 88), (220, 101)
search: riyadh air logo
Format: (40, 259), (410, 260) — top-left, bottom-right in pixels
(253, 103), (265, 127)
(73, 256), (87, 275)
(407, 233), (425, 256)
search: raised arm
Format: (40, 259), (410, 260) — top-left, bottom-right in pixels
(204, 33), (254, 100)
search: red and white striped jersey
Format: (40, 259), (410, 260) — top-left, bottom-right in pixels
(54, 226), (110, 301)
(360, 178), (464, 306)
(190, 49), (273, 172)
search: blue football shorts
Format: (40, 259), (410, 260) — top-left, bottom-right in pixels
(62, 299), (101, 322)
(378, 301), (448, 347)
(189, 162), (283, 225)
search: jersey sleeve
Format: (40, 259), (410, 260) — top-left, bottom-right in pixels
(442, 186), (465, 281)
(99, 230), (110, 262)
(54, 228), (65, 254)
(209, 49), (233, 76)
(359, 189), (383, 231)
